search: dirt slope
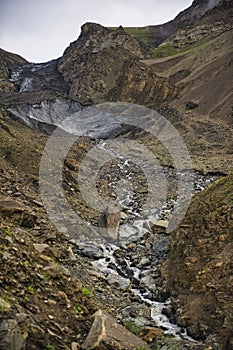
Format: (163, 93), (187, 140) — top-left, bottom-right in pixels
(146, 31), (233, 121)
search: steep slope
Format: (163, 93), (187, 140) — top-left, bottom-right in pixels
(0, 58), (69, 107)
(170, 31), (233, 121)
(140, 22), (233, 173)
(0, 111), (97, 350)
(145, 30), (233, 121)
(123, 0), (232, 48)
(163, 174), (233, 349)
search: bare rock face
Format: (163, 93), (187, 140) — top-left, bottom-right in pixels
(81, 310), (150, 350)
(174, 0), (223, 28)
(60, 22), (147, 66)
(0, 23), (175, 108)
(138, 0), (231, 47)
(58, 23), (175, 105)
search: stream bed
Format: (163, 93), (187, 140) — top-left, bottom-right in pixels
(72, 164), (216, 341)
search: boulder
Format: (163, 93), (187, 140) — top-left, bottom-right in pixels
(186, 101), (199, 110)
(80, 244), (104, 259)
(0, 313), (30, 350)
(33, 243), (49, 253)
(81, 309), (149, 349)
(0, 197), (36, 227)
(99, 207), (121, 241)
(106, 273), (130, 291)
(151, 220), (169, 234)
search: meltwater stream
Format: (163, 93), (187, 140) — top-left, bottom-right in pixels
(77, 140), (216, 340)
(94, 243), (192, 340)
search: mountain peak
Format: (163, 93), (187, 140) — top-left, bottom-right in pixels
(63, 22), (147, 59)
(80, 22), (111, 36)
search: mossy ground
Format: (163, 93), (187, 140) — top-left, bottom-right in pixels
(123, 27), (154, 46)
(150, 38), (209, 59)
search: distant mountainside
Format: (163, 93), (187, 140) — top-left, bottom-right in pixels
(124, 0), (232, 47)
(0, 22), (176, 107)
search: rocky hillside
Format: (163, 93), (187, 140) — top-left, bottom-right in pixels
(0, 109), (211, 350)
(0, 111), (150, 350)
(163, 174), (233, 349)
(0, 24), (175, 108)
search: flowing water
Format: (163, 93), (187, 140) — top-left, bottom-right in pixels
(79, 140), (216, 340)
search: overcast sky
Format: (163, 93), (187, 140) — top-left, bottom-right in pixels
(0, 0), (192, 63)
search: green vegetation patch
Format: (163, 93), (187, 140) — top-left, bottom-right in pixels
(123, 27), (153, 45)
(110, 26), (153, 45)
(0, 295), (12, 311)
(81, 287), (92, 298)
(124, 320), (141, 335)
(151, 37), (209, 58)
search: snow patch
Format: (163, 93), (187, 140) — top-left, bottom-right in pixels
(207, 0), (222, 10)
(19, 77), (33, 92)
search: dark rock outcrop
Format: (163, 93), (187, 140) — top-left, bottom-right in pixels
(0, 314), (30, 350)
(186, 101), (199, 110)
(0, 59), (70, 107)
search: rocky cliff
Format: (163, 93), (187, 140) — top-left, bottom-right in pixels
(57, 22), (175, 105)
(1, 12), (232, 175)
